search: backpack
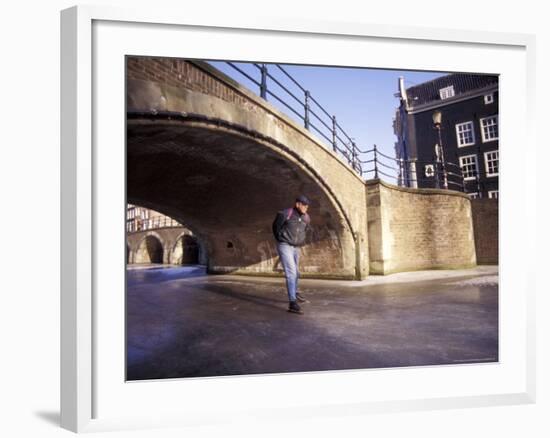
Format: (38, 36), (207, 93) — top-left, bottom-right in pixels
(283, 208), (310, 225)
(273, 208), (311, 242)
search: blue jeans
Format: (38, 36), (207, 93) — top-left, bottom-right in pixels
(277, 243), (300, 302)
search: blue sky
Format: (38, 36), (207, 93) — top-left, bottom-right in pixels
(209, 60), (447, 167)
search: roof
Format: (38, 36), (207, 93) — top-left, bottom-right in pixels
(405, 73), (498, 108)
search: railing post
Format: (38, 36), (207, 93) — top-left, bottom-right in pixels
(260, 64), (267, 100)
(332, 115), (337, 152)
(434, 160), (440, 189)
(373, 144), (379, 179)
(435, 124), (448, 190)
(351, 140), (357, 171)
(475, 170), (481, 197)
(409, 159), (418, 188)
(304, 90), (311, 130)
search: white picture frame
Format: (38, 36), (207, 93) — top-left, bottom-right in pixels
(60, 5), (536, 433)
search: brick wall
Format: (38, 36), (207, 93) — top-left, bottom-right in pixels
(367, 180), (477, 274)
(470, 199), (498, 264)
(126, 57), (261, 113)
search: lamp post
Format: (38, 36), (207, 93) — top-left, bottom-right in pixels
(432, 110), (448, 189)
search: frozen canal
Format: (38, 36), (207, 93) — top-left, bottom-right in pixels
(126, 265), (498, 380)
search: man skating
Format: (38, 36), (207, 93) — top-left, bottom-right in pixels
(272, 195), (311, 314)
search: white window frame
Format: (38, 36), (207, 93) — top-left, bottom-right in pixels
(484, 93), (494, 104)
(484, 150), (499, 177)
(455, 121), (476, 147)
(459, 154), (479, 181)
(480, 115), (499, 142)
(439, 85), (455, 99)
(467, 192), (481, 199)
(488, 190), (499, 199)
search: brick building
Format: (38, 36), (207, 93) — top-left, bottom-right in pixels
(126, 204), (180, 232)
(393, 73), (499, 199)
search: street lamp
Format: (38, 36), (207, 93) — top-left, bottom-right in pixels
(432, 110), (448, 189)
(432, 110), (442, 126)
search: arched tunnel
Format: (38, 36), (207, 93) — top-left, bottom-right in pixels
(127, 115), (357, 279)
(171, 232), (202, 265)
(134, 234), (164, 264)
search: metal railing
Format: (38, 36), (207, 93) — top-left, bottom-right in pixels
(221, 62), (469, 192)
(356, 145), (467, 192)
(225, 62), (363, 173)
(127, 217), (181, 233)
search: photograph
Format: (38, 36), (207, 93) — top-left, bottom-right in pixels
(2, 0), (543, 435)
(125, 56), (499, 380)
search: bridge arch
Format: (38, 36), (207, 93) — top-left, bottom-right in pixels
(127, 58), (370, 279)
(128, 117), (358, 278)
(133, 231), (166, 264)
(170, 230), (204, 265)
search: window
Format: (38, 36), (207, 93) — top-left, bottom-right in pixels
(439, 86), (455, 100)
(468, 192), (480, 199)
(484, 93), (494, 104)
(480, 115), (499, 142)
(456, 121), (475, 147)
(484, 150), (499, 177)
(459, 154), (479, 180)
(488, 190), (499, 199)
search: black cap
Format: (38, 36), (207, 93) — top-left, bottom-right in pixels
(295, 195), (310, 205)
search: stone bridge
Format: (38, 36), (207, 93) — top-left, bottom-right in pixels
(126, 227), (207, 266)
(126, 57), (480, 279)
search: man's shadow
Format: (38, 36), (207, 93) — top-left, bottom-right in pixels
(204, 284), (287, 312)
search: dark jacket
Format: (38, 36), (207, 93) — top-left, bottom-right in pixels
(272, 208), (310, 247)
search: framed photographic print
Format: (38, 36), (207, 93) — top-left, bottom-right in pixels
(61, 5), (536, 433)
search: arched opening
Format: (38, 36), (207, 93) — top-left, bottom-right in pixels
(127, 117), (356, 278)
(172, 234), (200, 265)
(135, 234), (164, 264)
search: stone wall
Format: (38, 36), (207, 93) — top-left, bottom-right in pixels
(127, 57), (262, 113)
(366, 180), (477, 274)
(127, 227), (208, 265)
(470, 199), (498, 264)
